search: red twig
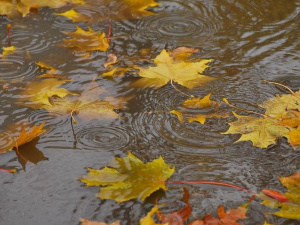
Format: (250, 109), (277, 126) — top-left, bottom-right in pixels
(0, 168), (16, 173)
(7, 24), (11, 42)
(166, 180), (251, 193)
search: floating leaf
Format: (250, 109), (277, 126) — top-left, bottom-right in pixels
(17, 0), (83, 17)
(80, 152), (175, 203)
(140, 206), (167, 225)
(189, 205), (247, 225)
(63, 26), (109, 53)
(2, 46), (16, 55)
(80, 218), (120, 225)
(223, 112), (289, 148)
(182, 93), (218, 109)
(56, 9), (89, 22)
(258, 172), (300, 219)
(81, 0), (159, 21)
(18, 78), (75, 107)
(44, 82), (127, 122)
(134, 49), (214, 89)
(157, 188), (192, 225)
(0, 123), (46, 153)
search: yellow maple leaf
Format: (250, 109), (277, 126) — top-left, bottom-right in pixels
(56, 9), (89, 22)
(134, 49), (214, 89)
(2, 46), (16, 56)
(140, 206), (168, 225)
(223, 112), (290, 148)
(80, 0), (159, 21)
(0, 1), (19, 18)
(18, 78), (75, 107)
(63, 26), (109, 53)
(182, 93), (218, 109)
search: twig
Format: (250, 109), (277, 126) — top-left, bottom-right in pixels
(170, 79), (191, 97)
(263, 80), (295, 95)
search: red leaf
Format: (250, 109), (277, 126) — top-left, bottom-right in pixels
(262, 189), (289, 202)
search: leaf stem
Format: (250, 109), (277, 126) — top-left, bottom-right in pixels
(223, 98), (269, 118)
(166, 180), (251, 193)
(263, 80), (295, 95)
(170, 79), (191, 97)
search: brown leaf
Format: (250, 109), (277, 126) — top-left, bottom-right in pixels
(157, 188), (192, 225)
(80, 218), (120, 225)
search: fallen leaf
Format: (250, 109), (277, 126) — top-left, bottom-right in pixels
(56, 9), (89, 22)
(18, 78), (75, 107)
(44, 82), (127, 122)
(104, 54), (118, 68)
(157, 188), (192, 225)
(80, 0), (159, 21)
(182, 94), (218, 109)
(134, 49), (214, 89)
(2, 46), (16, 55)
(17, 0), (83, 17)
(170, 110), (184, 123)
(63, 26), (109, 53)
(258, 172), (300, 219)
(189, 205), (247, 225)
(277, 110), (300, 128)
(102, 67), (131, 77)
(0, 123), (46, 153)
(80, 218), (120, 225)
(187, 113), (228, 125)
(140, 206), (167, 225)
(79, 152), (175, 203)
(169, 47), (199, 62)
(222, 112), (289, 148)
(259, 90), (300, 119)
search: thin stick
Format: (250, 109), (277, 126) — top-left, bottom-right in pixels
(170, 79), (191, 97)
(166, 180), (251, 193)
(223, 98), (269, 118)
(107, 20), (112, 44)
(263, 80), (295, 95)
(7, 24), (11, 43)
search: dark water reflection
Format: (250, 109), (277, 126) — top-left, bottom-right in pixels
(0, 0), (300, 224)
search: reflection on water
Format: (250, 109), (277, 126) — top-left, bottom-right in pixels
(0, 0), (300, 224)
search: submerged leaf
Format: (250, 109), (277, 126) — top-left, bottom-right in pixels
(63, 26), (109, 53)
(259, 172), (300, 219)
(18, 78), (75, 107)
(80, 152), (175, 202)
(134, 49), (214, 89)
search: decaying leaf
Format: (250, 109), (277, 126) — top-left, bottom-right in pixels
(80, 218), (120, 225)
(258, 172), (300, 219)
(80, 152), (175, 203)
(104, 54), (118, 68)
(189, 205), (247, 225)
(44, 82), (127, 122)
(134, 49), (214, 89)
(63, 26), (109, 53)
(0, 123), (46, 153)
(157, 188), (192, 225)
(18, 78), (75, 107)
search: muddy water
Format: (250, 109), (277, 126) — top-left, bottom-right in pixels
(0, 0), (300, 225)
